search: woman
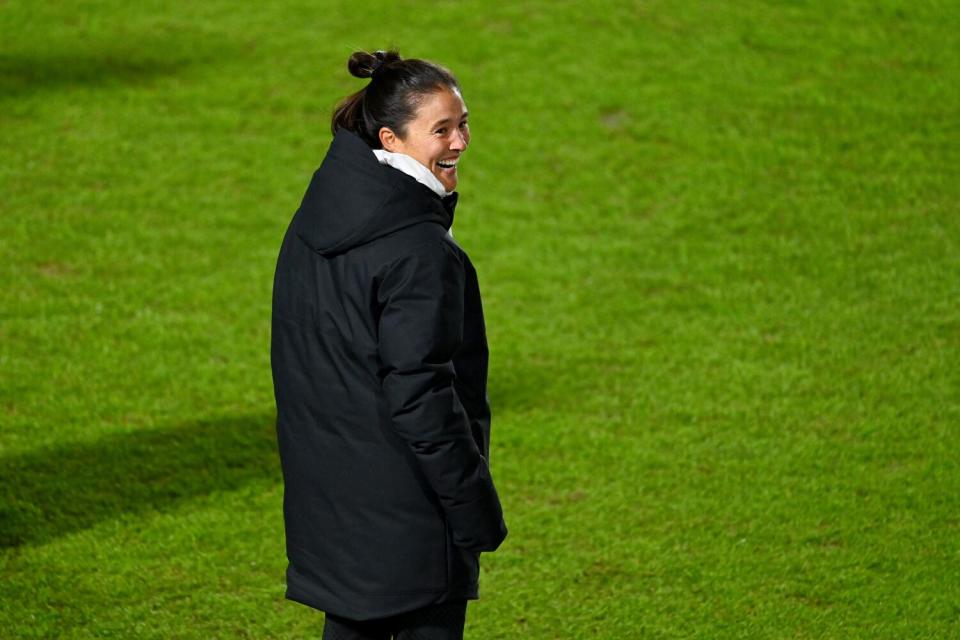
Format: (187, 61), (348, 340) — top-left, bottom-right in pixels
(271, 50), (508, 640)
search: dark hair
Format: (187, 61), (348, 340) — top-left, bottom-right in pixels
(331, 50), (461, 149)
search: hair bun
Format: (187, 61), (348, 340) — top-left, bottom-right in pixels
(347, 49), (402, 79)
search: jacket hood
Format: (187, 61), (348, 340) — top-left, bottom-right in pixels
(293, 128), (458, 256)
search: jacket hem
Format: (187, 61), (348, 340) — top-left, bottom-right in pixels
(284, 564), (479, 621)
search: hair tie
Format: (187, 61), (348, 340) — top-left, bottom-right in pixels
(370, 52), (387, 76)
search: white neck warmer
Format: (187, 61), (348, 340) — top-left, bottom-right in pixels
(372, 149), (452, 198)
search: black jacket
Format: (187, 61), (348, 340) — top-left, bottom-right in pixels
(271, 129), (507, 621)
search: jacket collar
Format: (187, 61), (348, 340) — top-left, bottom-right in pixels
(293, 129), (457, 256)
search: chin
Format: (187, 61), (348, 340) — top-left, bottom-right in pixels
(439, 175), (458, 192)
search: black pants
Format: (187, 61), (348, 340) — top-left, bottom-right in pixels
(321, 600), (467, 640)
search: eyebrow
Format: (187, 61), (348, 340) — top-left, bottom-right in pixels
(430, 112), (469, 128)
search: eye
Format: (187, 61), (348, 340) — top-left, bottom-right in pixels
(434, 127), (447, 135)
(459, 120), (469, 129)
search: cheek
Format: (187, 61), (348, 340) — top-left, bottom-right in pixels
(409, 142), (434, 165)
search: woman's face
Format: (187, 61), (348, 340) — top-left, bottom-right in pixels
(380, 87), (470, 192)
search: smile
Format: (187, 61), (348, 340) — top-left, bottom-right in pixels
(436, 159), (458, 169)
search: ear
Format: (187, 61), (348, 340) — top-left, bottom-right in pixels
(379, 127), (401, 152)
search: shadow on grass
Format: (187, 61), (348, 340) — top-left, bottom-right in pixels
(0, 414), (279, 549)
(0, 52), (203, 97)
(0, 33), (230, 98)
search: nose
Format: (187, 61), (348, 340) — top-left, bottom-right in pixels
(450, 129), (467, 151)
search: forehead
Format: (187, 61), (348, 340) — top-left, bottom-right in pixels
(411, 88), (467, 123)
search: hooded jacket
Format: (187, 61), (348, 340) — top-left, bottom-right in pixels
(271, 128), (507, 621)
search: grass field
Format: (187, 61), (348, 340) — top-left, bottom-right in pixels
(2, 1), (959, 637)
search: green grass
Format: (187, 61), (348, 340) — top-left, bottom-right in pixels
(2, 1), (959, 637)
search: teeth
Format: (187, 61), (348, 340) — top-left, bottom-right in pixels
(437, 159), (458, 168)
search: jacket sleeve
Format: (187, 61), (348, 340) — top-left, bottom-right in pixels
(376, 239), (507, 553)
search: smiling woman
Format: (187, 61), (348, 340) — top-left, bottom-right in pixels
(378, 88), (469, 193)
(332, 50), (470, 193)
(271, 49), (507, 640)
